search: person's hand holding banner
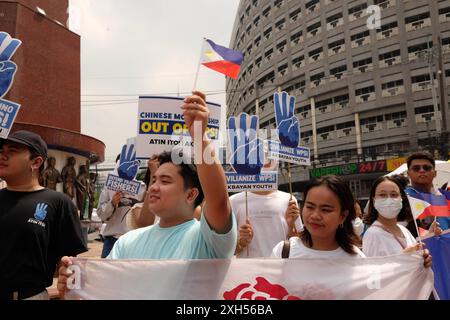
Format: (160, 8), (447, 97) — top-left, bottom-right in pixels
(275, 91), (299, 148)
(0, 32), (21, 98)
(228, 113), (264, 175)
(117, 143), (140, 181)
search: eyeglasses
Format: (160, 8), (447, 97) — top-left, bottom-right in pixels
(410, 165), (434, 172)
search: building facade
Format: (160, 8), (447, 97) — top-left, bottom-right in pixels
(226, 0), (450, 198)
(0, 1), (105, 209)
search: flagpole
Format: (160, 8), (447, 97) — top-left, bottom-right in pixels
(245, 191), (249, 257)
(412, 217), (423, 244)
(193, 37), (206, 91)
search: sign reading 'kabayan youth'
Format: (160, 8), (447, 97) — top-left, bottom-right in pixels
(136, 96), (222, 159)
(225, 113), (277, 192)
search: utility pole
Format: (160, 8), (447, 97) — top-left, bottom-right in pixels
(437, 35), (449, 160)
(427, 36), (441, 135)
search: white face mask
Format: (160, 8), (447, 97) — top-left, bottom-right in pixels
(374, 198), (403, 219)
(352, 217), (364, 236)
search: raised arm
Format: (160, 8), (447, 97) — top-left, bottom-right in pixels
(182, 91), (231, 233)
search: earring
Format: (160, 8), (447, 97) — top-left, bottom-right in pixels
(339, 223), (344, 229)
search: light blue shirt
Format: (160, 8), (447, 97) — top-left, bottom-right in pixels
(108, 213), (237, 259)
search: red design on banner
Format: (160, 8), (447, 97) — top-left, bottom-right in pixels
(223, 277), (301, 300)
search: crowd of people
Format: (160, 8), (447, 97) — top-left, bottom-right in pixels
(0, 91), (448, 300)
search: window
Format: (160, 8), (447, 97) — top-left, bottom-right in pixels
(274, 0), (284, 9)
(336, 121), (355, 129)
(291, 30), (303, 45)
(292, 55), (305, 68)
(309, 47), (323, 62)
(264, 27), (272, 39)
(360, 116), (383, 125)
(317, 125), (335, 134)
(328, 38), (345, 49)
(330, 65), (347, 79)
(385, 111), (407, 120)
(378, 21), (397, 32)
(382, 79), (403, 89)
(379, 49), (400, 60)
(411, 74), (431, 83)
(265, 48), (274, 60)
(326, 12), (343, 24)
(353, 57), (372, 68)
(290, 8), (301, 22)
(253, 15), (260, 27)
(351, 30), (369, 41)
(276, 40), (287, 54)
(278, 63), (288, 76)
(405, 12), (430, 24)
(307, 21), (321, 33)
(275, 18), (286, 31)
(306, 0), (319, 12)
(408, 41), (432, 52)
(349, 3), (368, 16)
(262, 6), (271, 18)
(355, 86), (375, 96)
(311, 72), (325, 82)
(415, 105), (434, 114)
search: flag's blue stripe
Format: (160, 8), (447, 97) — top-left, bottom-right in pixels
(206, 39), (243, 66)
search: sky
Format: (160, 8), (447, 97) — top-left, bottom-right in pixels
(69, 0), (241, 163)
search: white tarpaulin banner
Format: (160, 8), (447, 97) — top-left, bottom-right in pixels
(66, 253), (433, 300)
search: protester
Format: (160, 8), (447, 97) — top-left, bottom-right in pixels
(0, 130), (87, 300)
(231, 189), (302, 258)
(97, 157), (148, 258)
(405, 151), (448, 232)
(272, 175), (365, 259)
(352, 200), (365, 238)
(362, 176), (432, 268)
(58, 91), (237, 297)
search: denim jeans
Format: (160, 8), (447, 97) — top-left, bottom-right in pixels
(101, 236), (118, 258)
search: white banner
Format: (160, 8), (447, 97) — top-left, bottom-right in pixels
(66, 253), (433, 300)
(136, 96), (222, 159)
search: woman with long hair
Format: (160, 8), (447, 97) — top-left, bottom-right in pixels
(362, 176), (432, 268)
(272, 175), (364, 258)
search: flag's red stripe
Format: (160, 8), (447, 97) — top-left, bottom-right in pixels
(202, 61), (241, 79)
(417, 205), (450, 219)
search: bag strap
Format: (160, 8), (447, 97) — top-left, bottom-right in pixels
(281, 239), (291, 259)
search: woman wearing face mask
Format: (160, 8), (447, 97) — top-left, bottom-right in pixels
(362, 177), (432, 268)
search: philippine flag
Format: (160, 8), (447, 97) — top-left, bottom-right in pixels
(407, 190), (450, 220)
(200, 39), (243, 79)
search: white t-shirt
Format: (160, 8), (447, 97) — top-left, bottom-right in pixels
(230, 190), (303, 258)
(362, 220), (417, 257)
(272, 237), (366, 258)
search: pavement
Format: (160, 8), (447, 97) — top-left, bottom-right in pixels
(48, 231), (104, 299)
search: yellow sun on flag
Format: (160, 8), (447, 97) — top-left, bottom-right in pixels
(204, 50), (215, 60)
(415, 203), (424, 211)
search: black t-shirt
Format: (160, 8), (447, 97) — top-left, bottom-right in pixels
(0, 188), (88, 291)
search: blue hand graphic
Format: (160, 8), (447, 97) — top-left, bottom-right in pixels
(34, 203), (48, 221)
(274, 91), (300, 148)
(117, 143), (140, 180)
(0, 32), (21, 98)
(228, 113), (264, 175)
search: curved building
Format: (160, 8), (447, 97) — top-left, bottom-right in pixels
(226, 0), (450, 198)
